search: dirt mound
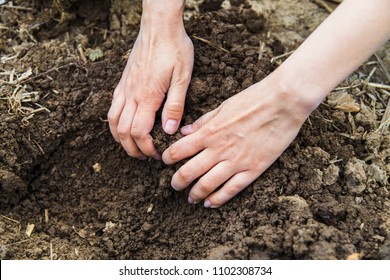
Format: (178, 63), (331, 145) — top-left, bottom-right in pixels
(0, 0), (389, 260)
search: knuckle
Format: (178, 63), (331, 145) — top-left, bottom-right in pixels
(130, 125), (144, 139)
(117, 125), (129, 139)
(190, 192), (202, 202)
(168, 144), (181, 161)
(202, 124), (217, 136)
(177, 167), (192, 185)
(166, 102), (183, 115)
(173, 72), (191, 86)
(123, 144), (143, 158)
(225, 184), (242, 197)
(107, 110), (117, 124)
(138, 88), (165, 106)
(197, 178), (213, 194)
(192, 119), (203, 131)
(126, 150), (142, 158)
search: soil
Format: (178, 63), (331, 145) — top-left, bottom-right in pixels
(0, 0), (389, 260)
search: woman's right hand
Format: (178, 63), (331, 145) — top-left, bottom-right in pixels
(108, 0), (193, 160)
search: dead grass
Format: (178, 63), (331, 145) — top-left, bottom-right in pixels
(191, 35), (230, 53)
(271, 49), (390, 134)
(0, 65), (50, 125)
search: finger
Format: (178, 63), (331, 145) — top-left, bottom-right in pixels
(188, 161), (234, 204)
(131, 105), (161, 160)
(171, 149), (217, 191)
(107, 87), (125, 142)
(180, 108), (219, 135)
(204, 170), (260, 208)
(162, 132), (205, 165)
(162, 67), (191, 135)
(117, 101), (145, 159)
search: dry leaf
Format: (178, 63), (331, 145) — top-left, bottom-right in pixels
(88, 48), (104, 62)
(328, 91), (361, 113)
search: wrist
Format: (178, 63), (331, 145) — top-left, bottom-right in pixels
(271, 63), (328, 115)
(142, 0), (185, 28)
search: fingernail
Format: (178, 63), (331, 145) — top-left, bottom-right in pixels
(180, 124), (192, 134)
(171, 183), (179, 191)
(204, 200), (212, 208)
(164, 119), (178, 135)
(152, 153), (162, 161)
(188, 196), (194, 204)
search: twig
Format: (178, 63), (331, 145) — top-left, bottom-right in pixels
(378, 88), (390, 96)
(314, 0), (334, 13)
(1, 54), (18, 63)
(364, 67), (377, 85)
(45, 209), (49, 223)
(2, 4), (33, 11)
(338, 132), (356, 140)
(50, 242), (53, 260)
(77, 44), (88, 65)
(334, 83), (362, 91)
(191, 35), (230, 53)
(32, 139), (45, 155)
(0, 213), (21, 225)
(367, 82), (390, 90)
(5, 237), (41, 247)
(329, 158), (343, 164)
(270, 50), (295, 64)
(375, 53), (390, 84)
(22, 63), (76, 83)
(377, 98), (390, 133)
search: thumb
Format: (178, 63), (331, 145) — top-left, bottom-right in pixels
(162, 70), (190, 135)
(180, 108), (219, 135)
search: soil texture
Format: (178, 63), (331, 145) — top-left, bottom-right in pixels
(0, 0), (389, 260)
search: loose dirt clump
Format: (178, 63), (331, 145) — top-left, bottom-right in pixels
(0, 0), (389, 260)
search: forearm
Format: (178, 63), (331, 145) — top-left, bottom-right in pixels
(276, 0), (390, 110)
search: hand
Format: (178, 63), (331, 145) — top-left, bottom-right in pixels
(162, 73), (319, 208)
(108, 2), (194, 160)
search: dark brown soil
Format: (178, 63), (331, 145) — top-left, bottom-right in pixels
(0, 0), (389, 260)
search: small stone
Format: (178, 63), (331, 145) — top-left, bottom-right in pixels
(367, 164), (388, 185)
(93, 163), (102, 173)
(355, 197), (363, 204)
(103, 221), (116, 233)
(355, 104), (377, 130)
(345, 158), (367, 195)
(245, 19), (264, 33)
(373, 235), (385, 242)
(323, 164), (340, 186)
(147, 204), (154, 213)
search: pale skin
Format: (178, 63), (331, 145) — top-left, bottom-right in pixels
(108, 0), (390, 208)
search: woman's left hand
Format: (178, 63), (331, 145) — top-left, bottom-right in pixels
(162, 73), (317, 208)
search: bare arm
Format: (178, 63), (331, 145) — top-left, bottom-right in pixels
(280, 0), (390, 109)
(108, 0), (193, 160)
(162, 0), (390, 207)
